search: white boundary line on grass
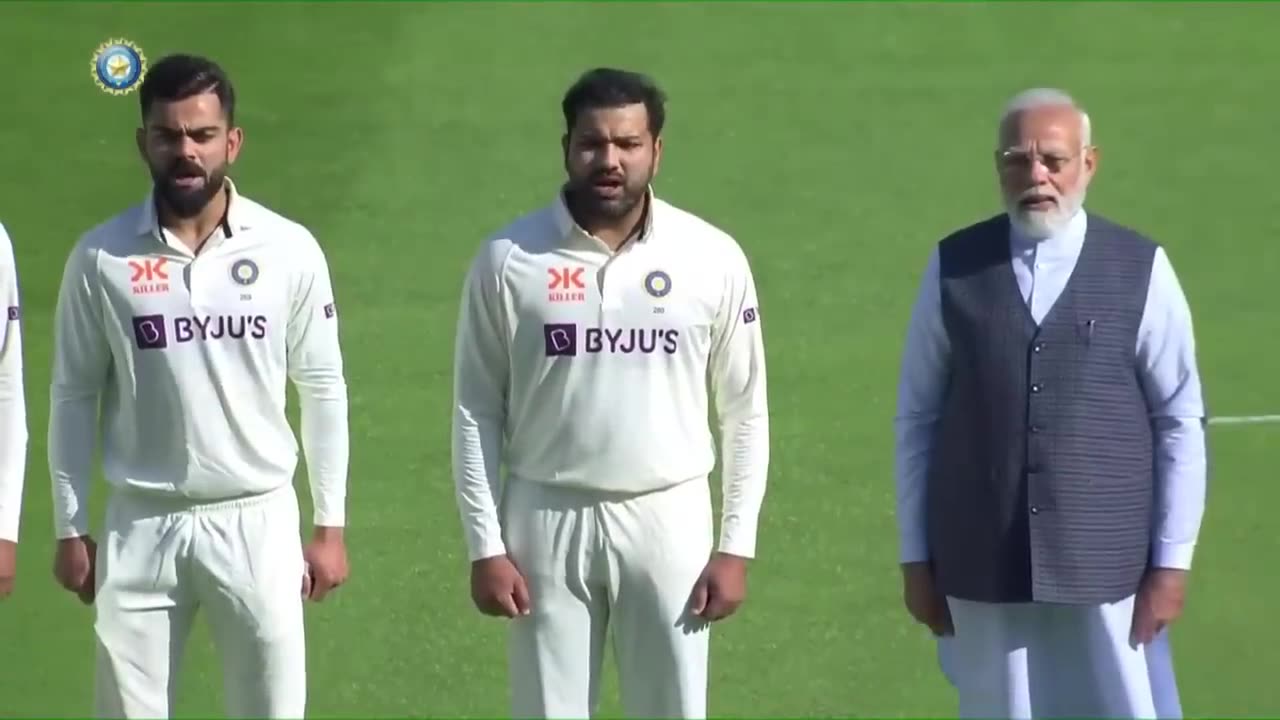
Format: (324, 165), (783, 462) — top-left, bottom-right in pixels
(1208, 414), (1280, 426)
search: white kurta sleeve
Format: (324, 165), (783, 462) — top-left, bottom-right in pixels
(48, 239), (111, 539)
(286, 236), (351, 529)
(707, 242), (770, 559)
(893, 248), (950, 564)
(451, 244), (511, 562)
(1135, 247), (1208, 570)
(0, 224), (27, 542)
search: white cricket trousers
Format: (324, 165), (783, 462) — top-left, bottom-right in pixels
(941, 595), (1183, 719)
(93, 483), (307, 719)
(502, 476), (715, 719)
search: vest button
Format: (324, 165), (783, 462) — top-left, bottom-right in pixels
(1031, 383), (1042, 393)
(1030, 424), (1042, 433)
(1034, 342), (1044, 353)
(1030, 506), (1040, 515)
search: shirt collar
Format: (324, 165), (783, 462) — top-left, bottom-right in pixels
(136, 176), (253, 241)
(552, 184), (657, 247)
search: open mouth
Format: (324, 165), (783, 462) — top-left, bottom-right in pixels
(1019, 193), (1057, 211)
(592, 176), (624, 198)
(170, 169), (206, 190)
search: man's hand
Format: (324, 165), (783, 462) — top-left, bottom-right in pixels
(53, 535), (97, 605)
(1131, 568), (1188, 646)
(302, 526), (348, 602)
(0, 540), (16, 599)
(470, 555), (531, 618)
(902, 561), (953, 636)
(688, 552), (749, 622)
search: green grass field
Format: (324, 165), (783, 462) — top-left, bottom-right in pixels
(1, 1), (1278, 717)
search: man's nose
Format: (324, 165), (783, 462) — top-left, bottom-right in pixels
(178, 135), (201, 158)
(596, 144), (621, 169)
(1029, 158), (1052, 184)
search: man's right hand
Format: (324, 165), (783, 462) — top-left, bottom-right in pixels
(470, 555), (531, 618)
(902, 561), (953, 636)
(53, 535), (97, 605)
(0, 540), (17, 599)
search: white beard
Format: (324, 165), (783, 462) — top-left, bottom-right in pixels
(1006, 189), (1086, 240)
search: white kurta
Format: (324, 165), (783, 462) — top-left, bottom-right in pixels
(894, 209), (1207, 719)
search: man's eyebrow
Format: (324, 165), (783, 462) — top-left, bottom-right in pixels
(150, 124), (222, 134)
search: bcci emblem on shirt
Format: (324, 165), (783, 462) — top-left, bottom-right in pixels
(643, 269), (672, 298)
(231, 259), (259, 286)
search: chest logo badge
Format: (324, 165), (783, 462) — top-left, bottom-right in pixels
(231, 258), (260, 287)
(128, 257), (170, 295)
(548, 266), (587, 303)
(643, 270), (672, 298)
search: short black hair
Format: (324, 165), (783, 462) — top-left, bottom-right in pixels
(139, 53), (236, 125)
(561, 67), (666, 138)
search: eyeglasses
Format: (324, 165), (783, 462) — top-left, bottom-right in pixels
(997, 148), (1083, 173)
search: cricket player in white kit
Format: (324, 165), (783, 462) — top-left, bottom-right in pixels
(0, 221), (27, 599)
(452, 68), (770, 719)
(48, 54), (350, 718)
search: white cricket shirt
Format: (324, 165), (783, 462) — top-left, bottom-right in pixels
(0, 222), (27, 542)
(452, 189), (770, 562)
(48, 180), (350, 539)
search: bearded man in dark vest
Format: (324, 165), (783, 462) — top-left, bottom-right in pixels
(893, 87), (1208, 719)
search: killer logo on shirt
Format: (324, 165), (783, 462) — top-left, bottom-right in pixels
(544, 323), (678, 357)
(128, 257), (170, 295)
(132, 313), (267, 350)
(5, 306), (18, 322)
(547, 266), (587, 303)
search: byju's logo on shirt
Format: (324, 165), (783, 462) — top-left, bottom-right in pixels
(132, 313), (268, 350)
(543, 323), (679, 357)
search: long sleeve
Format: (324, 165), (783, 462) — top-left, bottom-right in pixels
(286, 239), (350, 528)
(1136, 247), (1207, 570)
(48, 240), (111, 539)
(893, 248), (950, 564)
(451, 245), (510, 562)
(708, 245), (770, 559)
(0, 224), (27, 542)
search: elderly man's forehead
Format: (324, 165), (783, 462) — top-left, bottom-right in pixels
(1001, 105), (1083, 144)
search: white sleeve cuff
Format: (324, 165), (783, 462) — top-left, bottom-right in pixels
(0, 503), (20, 543)
(1152, 541), (1196, 570)
(466, 531), (508, 562)
(717, 516), (758, 559)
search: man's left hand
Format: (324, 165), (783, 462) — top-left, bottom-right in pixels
(1131, 568), (1188, 646)
(688, 552), (749, 622)
(303, 526), (349, 602)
